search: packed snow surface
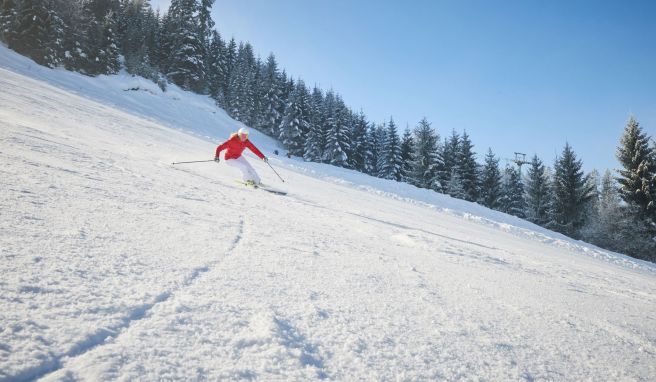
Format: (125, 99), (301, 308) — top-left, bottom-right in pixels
(1, 46), (655, 381)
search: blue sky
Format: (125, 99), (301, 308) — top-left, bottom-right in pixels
(152, 0), (656, 172)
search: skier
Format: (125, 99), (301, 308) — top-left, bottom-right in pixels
(214, 128), (268, 186)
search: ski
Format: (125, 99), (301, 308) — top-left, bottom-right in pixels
(235, 180), (287, 195)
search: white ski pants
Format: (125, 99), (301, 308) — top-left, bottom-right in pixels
(226, 156), (261, 184)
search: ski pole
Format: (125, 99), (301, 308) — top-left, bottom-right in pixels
(171, 159), (215, 165)
(266, 160), (285, 183)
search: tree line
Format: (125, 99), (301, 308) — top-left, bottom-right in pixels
(1, 0), (654, 261)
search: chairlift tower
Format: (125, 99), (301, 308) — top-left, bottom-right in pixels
(505, 152), (530, 175)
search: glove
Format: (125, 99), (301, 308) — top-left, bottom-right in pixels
(214, 156), (220, 163)
(263, 157), (268, 163)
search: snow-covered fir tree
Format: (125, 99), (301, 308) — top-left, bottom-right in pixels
(13, 0), (64, 67)
(85, 9), (120, 75)
(615, 116), (656, 260)
(257, 54), (283, 136)
(616, 116), (655, 220)
(206, 30), (226, 100)
(121, 0), (160, 80)
(369, 123), (387, 176)
(216, 36), (236, 106)
(408, 118), (441, 190)
(44, 5), (65, 67)
(524, 155), (551, 226)
(164, 0), (206, 93)
(500, 165), (526, 218)
(549, 143), (594, 238)
(303, 86), (324, 162)
(247, 56), (262, 128)
(281, 72), (295, 108)
(349, 111), (369, 172)
(479, 148), (502, 210)
(375, 121), (388, 176)
(51, 0), (85, 72)
(323, 94), (351, 167)
(319, 89), (336, 159)
(83, 0), (121, 58)
(582, 170), (624, 251)
(197, 0), (214, 47)
(458, 131), (479, 202)
(441, 130), (460, 190)
(279, 79), (310, 157)
(1, 0), (19, 46)
(377, 117), (403, 181)
(361, 122), (376, 175)
(447, 168), (467, 200)
(227, 42), (257, 121)
(400, 126), (414, 182)
(578, 170), (600, 240)
(272, 71), (294, 137)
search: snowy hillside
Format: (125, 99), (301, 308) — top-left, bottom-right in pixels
(2, 46), (656, 381)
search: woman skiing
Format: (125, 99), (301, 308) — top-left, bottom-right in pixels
(214, 128), (268, 186)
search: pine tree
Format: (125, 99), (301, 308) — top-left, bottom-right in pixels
(349, 111), (369, 172)
(441, 130), (460, 189)
(143, 6), (160, 71)
(651, 139), (656, 221)
(584, 170), (624, 250)
(14, 0), (64, 67)
(549, 143), (594, 238)
(53, 0), (87, 72)
(479, 148), (503, 210)
(408, 118), (441, 190)
(197, 0), (214, 47)
(297, 82), (312, 147)
(281, 73), (295, 107)
(121, 0), (159, 80)
(258, 54), (283, 135)
(614, 117), (656, 260)
(85, 8), (121, 75)
(319, 89), (336, 160)
(13, 0), (49, 62)
(303, 86), (324, 162)
(227, 42), (256, 121)
(500, 166), (526, 218)
(155, 10), (171, 72)
(447, 168), (467, 199)
(458, 131), (479, 201)
(279, 79), (310, 157)
(616, 116), (656, 219)
(218, 36), (237, 107)
(378, 117), (403, 181)
(525, 155), (551, 225)
(360, 123), (376, 175)
(1, 0), (18, 46)
(165, 0), (206, 92)
(323, 94), (351, 167)
(400, 126), (414, 182)
(44, 6), (65, 67)
(248, 56), (263, 128)
(372, 122), (387, 178)
(206, 30), (225, 100)
(579, 169), (601, 241)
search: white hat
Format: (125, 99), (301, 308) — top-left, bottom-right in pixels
(238, 127), (249, 137)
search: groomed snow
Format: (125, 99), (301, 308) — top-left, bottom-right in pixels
(1, 45), (655, 381)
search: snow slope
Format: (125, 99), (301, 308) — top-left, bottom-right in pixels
(1, 46), (656, 381)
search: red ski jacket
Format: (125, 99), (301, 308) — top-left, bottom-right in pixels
(215, 133), (265, 160)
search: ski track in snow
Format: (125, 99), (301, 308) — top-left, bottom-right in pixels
(1, 46), (656, 381)
(27, 217), (247, 382)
